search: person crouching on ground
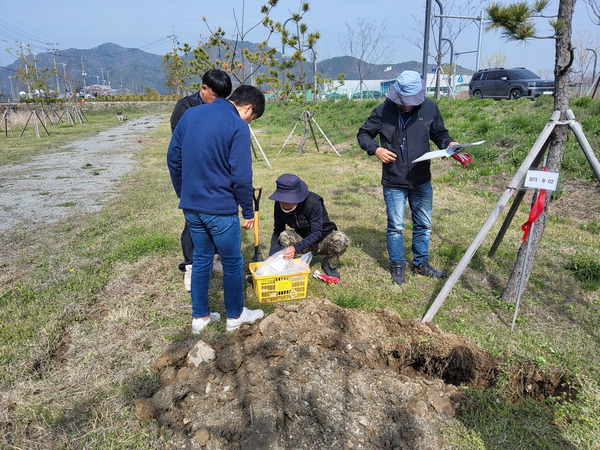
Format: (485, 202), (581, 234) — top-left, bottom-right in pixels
(268, 174), (349, 279)
(167, 85), (266, 334)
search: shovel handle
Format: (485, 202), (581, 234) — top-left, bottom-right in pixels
(252, 186), (262, 246)
(253, 186), (262, 212)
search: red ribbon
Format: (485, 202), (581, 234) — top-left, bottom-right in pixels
(521, 168), (547, 243)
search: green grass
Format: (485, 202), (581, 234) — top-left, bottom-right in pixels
(1, 98), (599, 448)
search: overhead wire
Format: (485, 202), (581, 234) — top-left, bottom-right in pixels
(1, 17), (172, 58)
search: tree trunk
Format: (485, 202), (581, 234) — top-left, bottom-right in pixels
(502, 0), (575, 302)
(298, 111), (309, 155)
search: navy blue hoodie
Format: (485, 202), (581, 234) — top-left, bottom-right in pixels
(167, 98), (254, 219)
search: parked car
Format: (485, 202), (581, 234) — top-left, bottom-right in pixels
(469, 67), (554, 100)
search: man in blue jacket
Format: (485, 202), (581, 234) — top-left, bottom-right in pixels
(357, 70), (460, 285)
(170, 69), (232, 292)
(167, 85), (266, 333)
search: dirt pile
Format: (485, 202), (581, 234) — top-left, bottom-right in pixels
(137, 298), (506, 449)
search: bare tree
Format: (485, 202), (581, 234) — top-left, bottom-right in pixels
(572, 31), (598, 94)
(338, 20), (393, 99)
(200, 0), (280, 85)
(486, 0), (577, 302)
(485, 50), (508, 68)
(7, 43), (56, 102)
(404, 0), (484, 97)
(582, 0), (600, 24)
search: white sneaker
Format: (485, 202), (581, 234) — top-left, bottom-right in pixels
(191, 312), (221, 334)
(226, 307), (265, 331)
(184, 264), (192, 291)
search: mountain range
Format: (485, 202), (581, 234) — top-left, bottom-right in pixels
(0, 42), (474, 97)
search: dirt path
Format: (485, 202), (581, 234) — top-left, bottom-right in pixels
(0, 115), (165, 234)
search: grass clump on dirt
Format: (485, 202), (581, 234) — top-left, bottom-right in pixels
(1, 98), (599, 448)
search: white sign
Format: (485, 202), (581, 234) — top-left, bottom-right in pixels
(524, 170), (559, 191)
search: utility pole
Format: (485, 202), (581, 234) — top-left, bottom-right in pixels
(47, 42), (61, 96)
(8, 76), (15, 100)
(62, 63), (68, 98)
(586, 48), (597, 86)
(312, 48), (318, 99)
(80, 55), (87, 96)
(422, 0), (432, 79)
(168, 32), (179, 48)
(433, 0), (443, 100)
(20, 42), (32, 97)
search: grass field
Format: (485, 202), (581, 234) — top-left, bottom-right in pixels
(0, 97), (598, 448)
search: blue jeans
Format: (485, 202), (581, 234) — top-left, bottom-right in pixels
(183, 211), (244, 319)
(383, 182), (433, 266)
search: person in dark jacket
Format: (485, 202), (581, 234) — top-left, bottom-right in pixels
(167, 85), (266, 334)
(357, 70), (460, 285)
(268, 174), (349, 279)
(170, 69), (232, 291)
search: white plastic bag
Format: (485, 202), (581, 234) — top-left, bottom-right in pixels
(300, 251), (313, 266)
(254, 250), (310, 276)
(254, 250), (289, 276)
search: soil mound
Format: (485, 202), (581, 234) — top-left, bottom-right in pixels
(138, 298), (503, 449)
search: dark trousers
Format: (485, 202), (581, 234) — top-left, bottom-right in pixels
(178, 222), (194, 271)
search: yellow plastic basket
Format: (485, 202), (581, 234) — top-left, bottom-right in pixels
(249, 261), (310, 303)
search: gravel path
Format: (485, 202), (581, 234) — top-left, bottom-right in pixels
(0, 115), (165, 234)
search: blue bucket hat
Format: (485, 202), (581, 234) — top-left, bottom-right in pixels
(269, 174), (309, 203)
(387, 70), (425, 106)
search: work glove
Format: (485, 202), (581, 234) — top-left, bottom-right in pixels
(451, 152), (472, 165)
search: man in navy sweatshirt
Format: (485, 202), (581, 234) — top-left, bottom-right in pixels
(170, 69), (232, 292)
(167, 85), (266, 333)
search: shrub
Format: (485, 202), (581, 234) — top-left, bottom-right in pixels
(572, 96), (592, 107)
(566, 254), (600, 290)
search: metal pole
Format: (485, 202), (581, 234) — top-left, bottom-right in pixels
(476, 11), (483, 71)
(421, 111), (561, 323)
(586, 48), (597, 86)
(80, 55), (87, 96)
(433, 12), (484, 84)
(434, 0), (443, 100)
(422, 0), (432, 79)
(281, 18), (294, 56)
(9, 76), (15, 100)
(567, 109), (600, 182)
(511, 154), (548, 330)
(441, 38), (454, 92)
(511, 221), (534, 330)
(62, 63), (68, 98)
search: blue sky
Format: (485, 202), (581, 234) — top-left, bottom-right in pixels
(1, 0), (598, 76)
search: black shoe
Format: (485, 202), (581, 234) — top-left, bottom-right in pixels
(389, 261), (406, 285)
(413, 261), (446, 279)
(322, 259), (340, 279)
